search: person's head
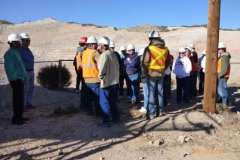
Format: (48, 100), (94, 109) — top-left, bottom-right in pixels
(86, 36), (98, 50)
(148, 31), (165, 47)
(201, 49), (206, 55)
(7, 33), (21, 48)
(79, 36), (87, 48)
(218, 42), (226, 55)
(119, 46), (126, 53)
(185, 47), (192, 57)
(188, 44), (195, 52)
(19, 32), (30, 48)
(178, 48), (186, 58)
(98, 36), (110, 53)
(127, 44), (135, 55)
(109, 41), (115, 52)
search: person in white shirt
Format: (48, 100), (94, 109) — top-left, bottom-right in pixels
(173, 48), (192, 104)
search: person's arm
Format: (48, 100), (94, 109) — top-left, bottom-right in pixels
(185, 57), (192, 74)
(4, 53), (18, 81)
(98, 53), (108, 80)
(142, 47), (150, 75)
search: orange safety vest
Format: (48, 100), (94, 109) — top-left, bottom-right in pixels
(81, 48), (99, 78)
(217, 58), (230, 79)
(148, 45), (168, 72)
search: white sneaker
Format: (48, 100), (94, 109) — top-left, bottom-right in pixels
(139, 107), (147, 113)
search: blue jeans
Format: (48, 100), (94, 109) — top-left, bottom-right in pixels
(147, 77), (164, 116)
(142, 78), (149, 109)
(99, 85), (119, 123)
(128, 73), (140, 102)
(85, 83), (100, 114)
(217, 78), (229, 105)
(24, 71), (34, 106)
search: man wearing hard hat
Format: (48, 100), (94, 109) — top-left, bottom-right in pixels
(4, 33), (28, 125)
(119, 46), (130, 97)
(142, 31), (170, 119)
(98, 36), (120, 127)
(80, 36), (101, 115)
(73, 36), (87, 93)
(217, 42), (231, 110)
(19, 32), (35, 110)
(109, 41), (124, 97)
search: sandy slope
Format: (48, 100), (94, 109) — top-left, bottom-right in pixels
(0, 18), (240, 85)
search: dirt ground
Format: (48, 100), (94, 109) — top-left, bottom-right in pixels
(0, 84), (240, 160)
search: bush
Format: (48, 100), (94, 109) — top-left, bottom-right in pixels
(37, 64), (71, 89)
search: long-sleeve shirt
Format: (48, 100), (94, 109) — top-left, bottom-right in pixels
(173, 56), (192, 78)
(98, 50), (119, 88)
(124, 53), (140, 75)
(4, 48), (27, 81)
(19, 47), (34, 71)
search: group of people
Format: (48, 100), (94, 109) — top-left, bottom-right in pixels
(4, 33), (35, 125)
(73, 31), (231, 125)
(3, 30), (231, 126)
(73, 31), (173, 123)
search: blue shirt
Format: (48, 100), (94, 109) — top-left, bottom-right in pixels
(19, 48), (34, 71)
(124, 53), (140, 75)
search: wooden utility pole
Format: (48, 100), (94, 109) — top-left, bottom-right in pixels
(203, 0), (221, 113)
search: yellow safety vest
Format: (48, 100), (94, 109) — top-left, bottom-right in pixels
(148, 45), (168, 72)
(217, 58), (230, 79)
(81, 48), (99, 78)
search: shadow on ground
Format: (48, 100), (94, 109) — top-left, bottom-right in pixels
(0, 84), (239, 159)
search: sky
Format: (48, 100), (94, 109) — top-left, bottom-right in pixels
(0, 0), (239, 29)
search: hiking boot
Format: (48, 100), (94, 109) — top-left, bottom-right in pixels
(139, 107), (147, 113)
(146, 114), (156, 120)
(216, 104), (224, 114)
(159, 111), (166, 116)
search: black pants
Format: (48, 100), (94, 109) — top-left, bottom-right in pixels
(189, 72), (198, 98)
(10, 79), (24, 121)
(119, 74), (124, 96)
(176, 77), (189, 104)
(198, 70), (205, 95)
(75, 74), (82, 90)
(163, 74), (171, 107)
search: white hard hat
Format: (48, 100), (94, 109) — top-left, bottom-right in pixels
(201, 49), (206, 55)
(109, 41), (115, 48)
(127, 44), (135, 50)
(120, 46), (126, 51)
(179, 47), (186, 53)
(87, 36), (98, 44)
(188, 43), (195, 49)
(138, 48), (145, 56)
(98, 36), (110, 46)
(218, 42), (226, 49)
(185, 47), (192, 51)
(19, 32), (30, 39)
(7, 33), (21, 43)
(148, 31), (160, 38)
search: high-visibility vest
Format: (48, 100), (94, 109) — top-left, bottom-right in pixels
(148, 45), (168, 72)
(81, 48), (99, 78)
(217, 57), (230, 79)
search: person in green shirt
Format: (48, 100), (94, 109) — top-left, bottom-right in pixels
(4, 33), (28, 125)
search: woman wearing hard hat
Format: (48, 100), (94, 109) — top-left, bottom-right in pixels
(4, 33), (28, 125)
